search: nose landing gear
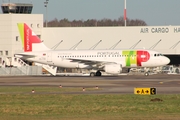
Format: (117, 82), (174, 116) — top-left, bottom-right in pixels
(144, 72), (149, 76)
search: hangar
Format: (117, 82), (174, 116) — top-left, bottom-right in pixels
(0, 2), (179, 75)
(41, 24), (180, 65)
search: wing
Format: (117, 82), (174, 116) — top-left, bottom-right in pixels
(68, 58), (117, 68)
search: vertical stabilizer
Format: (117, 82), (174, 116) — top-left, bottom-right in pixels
(17, 23), (50, 52)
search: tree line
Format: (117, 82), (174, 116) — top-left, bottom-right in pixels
(45, 17), (147, 27)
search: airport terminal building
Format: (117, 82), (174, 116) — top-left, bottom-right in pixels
(0, 3), (180, 75)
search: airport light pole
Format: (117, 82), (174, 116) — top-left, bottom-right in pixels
(44, 0), (49, 27)
(124, 0), (127, 26)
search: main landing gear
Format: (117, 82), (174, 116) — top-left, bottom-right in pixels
(90, 70), (102, 77)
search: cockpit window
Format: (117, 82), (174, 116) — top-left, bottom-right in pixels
(154, 53), (164, 57)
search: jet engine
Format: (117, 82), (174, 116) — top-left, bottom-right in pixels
(104, 64), (122, 74)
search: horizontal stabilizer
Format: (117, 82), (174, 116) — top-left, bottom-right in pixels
(14, 54), (36, 59)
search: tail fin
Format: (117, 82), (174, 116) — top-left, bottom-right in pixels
(17, 23), (50, 52)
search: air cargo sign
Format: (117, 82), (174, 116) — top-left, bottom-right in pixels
(140, 27), (180, 33)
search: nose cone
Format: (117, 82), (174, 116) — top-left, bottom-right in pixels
(164, 56), (170, 65)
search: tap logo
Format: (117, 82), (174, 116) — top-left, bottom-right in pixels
(18, 23), (42, 52)
(24, 27), (31, 51)
(122, 50), (150, 67)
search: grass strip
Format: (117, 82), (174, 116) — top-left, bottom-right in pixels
(0, 87), (180, 120)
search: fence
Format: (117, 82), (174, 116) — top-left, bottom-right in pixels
(0, 66), (43, 76)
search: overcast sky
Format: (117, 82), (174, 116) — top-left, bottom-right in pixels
(1, 0), (180, 26)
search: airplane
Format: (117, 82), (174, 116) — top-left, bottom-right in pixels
(15, 23), (170, 76)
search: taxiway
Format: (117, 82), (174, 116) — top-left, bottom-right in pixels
(0, 74), (179, 94)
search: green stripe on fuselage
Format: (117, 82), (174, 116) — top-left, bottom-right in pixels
(122, 51), (137, 66)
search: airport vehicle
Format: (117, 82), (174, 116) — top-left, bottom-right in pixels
(15, 23), (170, 76)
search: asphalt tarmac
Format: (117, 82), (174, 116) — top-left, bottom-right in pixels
(0, 74), (180, 94)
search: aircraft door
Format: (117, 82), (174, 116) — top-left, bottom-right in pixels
(47, 52), (52, 62)
(142, 50), (150, 62)
(142, 51), (147, 61)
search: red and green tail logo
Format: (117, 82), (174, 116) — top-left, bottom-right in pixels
(17, 23), (41, 52)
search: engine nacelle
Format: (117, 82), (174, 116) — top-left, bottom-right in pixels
(104, 64), (122, 74)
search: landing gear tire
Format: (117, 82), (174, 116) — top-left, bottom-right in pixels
(96, 71), (102, 76)
(144, 72), (149, 76)
(90, 72), (96, 77)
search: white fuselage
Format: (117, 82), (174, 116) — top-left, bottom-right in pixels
(16, 49), (170, 69)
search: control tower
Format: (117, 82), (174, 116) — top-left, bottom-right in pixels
(0, 2), (43, 68)
(1, 3), (33, 14)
